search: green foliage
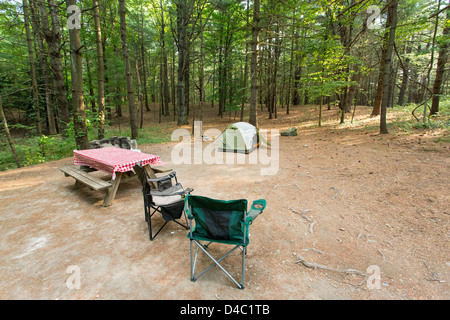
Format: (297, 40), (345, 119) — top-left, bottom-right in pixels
(1, 0), (448, 171)
(390, 99), (450, 132)
(105, 125), (172, 145)
(0, 134), (76, 171)
(427, 99), (450, 129)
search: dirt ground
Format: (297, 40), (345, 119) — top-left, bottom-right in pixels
(0, 104), (448, 300)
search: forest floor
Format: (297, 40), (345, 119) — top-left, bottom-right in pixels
(0, 104), (449, 300)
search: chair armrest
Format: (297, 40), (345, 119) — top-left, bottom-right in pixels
(148, 171), (176, 182)
(149, 183), (184, 196)
(246, 199), (266, 224)
(184, 194), (194, 219)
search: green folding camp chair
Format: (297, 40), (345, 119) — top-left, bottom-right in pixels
(184, 194), (266, 289)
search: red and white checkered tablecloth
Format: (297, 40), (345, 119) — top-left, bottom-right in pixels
(73, 147), (163, 180)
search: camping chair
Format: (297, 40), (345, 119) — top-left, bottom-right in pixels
(134, 165), (193, 241)
(184, 194), (266, 289)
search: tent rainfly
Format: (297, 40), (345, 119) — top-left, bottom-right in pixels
(217, 122), (260, 154)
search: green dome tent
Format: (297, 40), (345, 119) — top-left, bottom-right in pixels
(217, 122), (261, 154)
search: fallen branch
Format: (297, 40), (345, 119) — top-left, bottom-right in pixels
(426, 278), (445, 283)
(308, 221), (316, 235)
(295, 254), (367, 278)
(311, 248), (324, 255)
(291, 208), (316, 235)
(377, 249), (386, 261)
(329, 187), (339, 199)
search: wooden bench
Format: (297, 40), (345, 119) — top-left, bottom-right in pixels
(150, 166), (172, 174)
(61, 161), (173, 207)
(60, 166), (111, 191)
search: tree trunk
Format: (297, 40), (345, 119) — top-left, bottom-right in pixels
(271, 25), (281, 119)
(218, 25), (224, 117)
(177, 0), (188, 125)
(23, 0), (42, 136)
(292, 64), (302, 105)
(266, 43), (273, 119)
(93, 0), (105, 139)
(102, 2), (112, 121)
(134, 42), (143, 129)
(159, 64), (163, 124)
(240, 0), (250, 121)
(221, 23), (232, 118)
(160, 0), (170, 117)
(423, 0), (441, 121)
(287, 7), (296, 115)
(408, 63), (417, 104)
(80, 10), (95, 113)
(172, 45), (176, 120)
(387, 61), (397, 107)
(380, 0), (398, 134)
(249, 0), (260, 127)
(39, 0), (71, 136)
(371, 33), (389, 116)
(292, 29), (305, 107)
(29, 0), (56, 135)
(430, 7), (449, 116)
(67, 0), (89, 150)
(0, 97), (21, 168)
(397, 44), (411, 106)
(141, 36), (150, 114)
(119, 0), (138, 139)
(319, 95), (323, 127)
(84, 50), (96, 112)
(140, 4), (150, 114)
(345, 71), (361, 113)
(199, 12), (205, 121)
(184, 42), (190, 118)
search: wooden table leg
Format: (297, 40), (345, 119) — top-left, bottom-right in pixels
(143, 165), (158, 189)
(103, 172), (122, 207)
(143, 165), (157, 178)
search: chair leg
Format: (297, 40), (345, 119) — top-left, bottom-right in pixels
(241, 246), (246, 289)
(147, 207), (169, 241)
(182, 210), (189, 228)
(190, 239), (199, 282)
(144, 204), (149, 222)
(147, 206), (188, 241)
(148, 219), (168, 241)
(190, 240), (245, 289)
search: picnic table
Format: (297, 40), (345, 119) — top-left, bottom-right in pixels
(61, 147), (168, 207)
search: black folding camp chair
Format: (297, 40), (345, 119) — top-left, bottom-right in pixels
(134, 165), (193, 241)
(184, 194), (266, 289)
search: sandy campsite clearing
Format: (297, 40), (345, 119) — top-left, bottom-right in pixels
(0, 104), (448, 300)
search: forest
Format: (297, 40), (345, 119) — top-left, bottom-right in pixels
(0, 0), (449, 170)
